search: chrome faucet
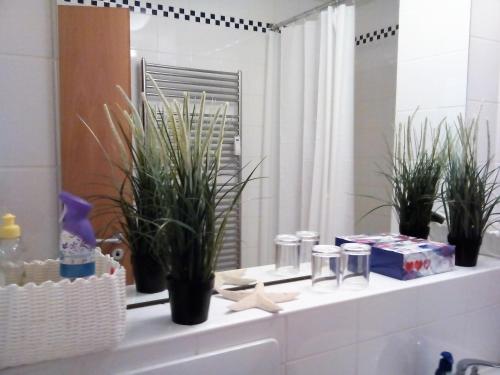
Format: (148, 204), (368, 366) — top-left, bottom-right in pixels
(456, 358), (500, 375)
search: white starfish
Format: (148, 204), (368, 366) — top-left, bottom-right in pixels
(216, 282), (299, 313)
(214, 269), (257, 289)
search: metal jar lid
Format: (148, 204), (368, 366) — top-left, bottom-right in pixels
(340, 243), (371, 254)
(295, 231), (320, 242)
(312, 245), (341, 257)
(274, 234), (300, 245)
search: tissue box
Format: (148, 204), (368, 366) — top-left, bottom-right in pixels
(335, 234), (455, 280)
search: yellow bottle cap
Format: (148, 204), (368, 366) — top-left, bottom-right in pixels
(0, 213), (21, 239)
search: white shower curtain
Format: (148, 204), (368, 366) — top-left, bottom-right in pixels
(259, 5), (355, 263)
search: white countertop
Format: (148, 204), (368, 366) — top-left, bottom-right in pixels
(122, 255), (500, 350)
(6, 255), (500, 375)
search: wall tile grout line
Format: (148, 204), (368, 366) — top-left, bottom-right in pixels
(0, 52), (55, 60)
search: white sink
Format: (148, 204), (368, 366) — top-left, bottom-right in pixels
(475, 368), (500, 374)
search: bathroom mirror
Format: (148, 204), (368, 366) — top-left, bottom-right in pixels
(5, 0), (490, 301)
(55, 0), (400, 286)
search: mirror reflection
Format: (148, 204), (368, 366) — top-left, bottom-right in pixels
(1, 0), (499, 300)
(56, 0), (400, 294)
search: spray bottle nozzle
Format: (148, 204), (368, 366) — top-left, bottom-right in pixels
(59, 192), (92, 220)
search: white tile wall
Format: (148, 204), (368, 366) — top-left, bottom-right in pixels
(469, 0), (500, 42)
(0, 54), (56, 167)
(415, 277), (472, 325)
(395, 0), (471, 115)
(466, 101), (500, 133)
(467, 37), (500, 103)
(395, 106), (466, 127)
(356, 0), (399, 35)
(463, 304), (500, 361)
(397, 0), (470, 61)
(394, 0), (472, 232)
(287, 344), (357, 375)
(0, 0), (59, 261)
(0, 0), (54, 58)
(357, 330), (417, 375)
(358, 288), (418, 341)
(396, 51), (469, 112)
(0, 167), (59, 261)
(467, 0), (500, 166)
(354, 0), (399, 234)
(286, 300), (357, 360)
(414, 315), (467, 375)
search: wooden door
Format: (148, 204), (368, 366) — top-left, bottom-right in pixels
(58, 5), (133, 283)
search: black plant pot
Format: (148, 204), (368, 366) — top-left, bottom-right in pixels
(131, 253), (167, 294)
(448, 234), (482, 267)
(167, 275), (214, 325)
(399, 221), (430, 239)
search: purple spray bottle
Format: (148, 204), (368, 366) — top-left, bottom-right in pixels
(59, 192), (96, 279)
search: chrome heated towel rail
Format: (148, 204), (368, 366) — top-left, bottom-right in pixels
(141, 59), (242, 270)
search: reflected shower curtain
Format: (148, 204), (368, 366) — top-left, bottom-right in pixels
(259, 5), (355, 263)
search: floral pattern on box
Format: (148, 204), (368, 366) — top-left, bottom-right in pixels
(336, 234), (455, 280)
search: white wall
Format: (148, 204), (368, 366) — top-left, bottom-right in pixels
(396, 0), (471, 125)
(354, 0), (399, 234)
(0, 0), (59, 261)
(466, 0), (500, 165)
(393, 0), (471, 231)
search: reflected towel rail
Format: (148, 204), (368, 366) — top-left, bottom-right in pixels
(141, 58), (242, 271)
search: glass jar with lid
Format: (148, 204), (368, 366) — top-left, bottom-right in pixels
(296, 231), (320, 265)
(274, 234), (300, 275)
(340, 243), (371, 290)
(311, 244), (342, 292)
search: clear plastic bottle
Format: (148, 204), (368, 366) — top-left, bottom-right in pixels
(0, 213), (24, 286)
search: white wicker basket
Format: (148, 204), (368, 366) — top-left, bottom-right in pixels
(0, 250), (126, 369)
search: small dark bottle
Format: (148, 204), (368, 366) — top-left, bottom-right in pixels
(435, 351), (454, 375)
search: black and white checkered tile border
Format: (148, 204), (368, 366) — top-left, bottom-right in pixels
(63, 0), (272, 33)
(356, 24), (399, 46)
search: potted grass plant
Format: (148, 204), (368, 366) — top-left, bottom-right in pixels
(142, 78), (258, 325)
(441, 115), (500, 267)
(366, 113), (445, 239)
(89, 77), (257, 322)
(82, 86), (169, 294)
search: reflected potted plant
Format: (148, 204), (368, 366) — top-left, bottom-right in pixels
(366, 112), (445, 239)
(85, 86), (169, 294)
(143, 78), (258, 325)
(441, 115), (500, 267)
